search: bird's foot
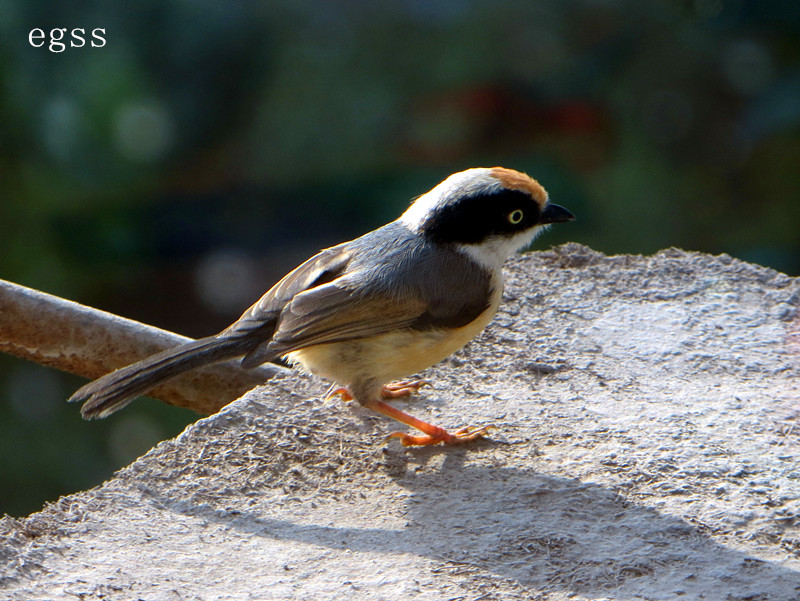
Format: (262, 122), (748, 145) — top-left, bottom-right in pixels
(365, 399), (494, 447)
(328, 389), (493, 447)
(325, 386), (354, 402)
(388, 424), (496, 447)
(380, 379), (431, 399)
(325, 380), (429, 403)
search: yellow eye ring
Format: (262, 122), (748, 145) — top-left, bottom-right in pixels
(508, 209), (524, 224)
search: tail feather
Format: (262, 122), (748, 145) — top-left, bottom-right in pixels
(70, 336), (252, 419)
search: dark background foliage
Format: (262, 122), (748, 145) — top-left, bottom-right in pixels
(2, 0), (798, 516)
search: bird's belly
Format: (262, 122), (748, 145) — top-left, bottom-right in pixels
(285, 304), (497, 387)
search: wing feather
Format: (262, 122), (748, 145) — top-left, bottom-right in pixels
(267, 280), (426, 354)
(223, 243), (353, 340)
(233, 223), (494, 368)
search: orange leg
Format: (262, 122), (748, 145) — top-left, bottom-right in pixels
(326, 380), (430, 402)
(364, 399), (494, 447)
(326, 384), (493, 446)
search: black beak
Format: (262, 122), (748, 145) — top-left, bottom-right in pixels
(539, 203), (575, 224)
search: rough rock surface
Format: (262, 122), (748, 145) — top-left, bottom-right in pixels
(1, 243), (799, 600)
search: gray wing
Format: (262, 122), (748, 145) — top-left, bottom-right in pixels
(222, 242), (354, 342)
(234, 226), (493, 367)
(266, 278), (425, 352)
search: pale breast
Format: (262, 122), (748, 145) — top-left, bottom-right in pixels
(285, 282), (502, 390)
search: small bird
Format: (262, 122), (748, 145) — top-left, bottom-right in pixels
(70, 167), (574, 446)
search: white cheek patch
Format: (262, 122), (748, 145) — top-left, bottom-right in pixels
(456, 225), (547, 270)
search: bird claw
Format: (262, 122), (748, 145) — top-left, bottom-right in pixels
(327, 386), (493, 448)
(325, 380), (429, 403)
(381, 379), (431, 399)
(324, 386), (353, 403)
(387, 424), (496, 447)
(452, 424), (497, 439)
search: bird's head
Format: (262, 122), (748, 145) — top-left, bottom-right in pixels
(399, 167), (575, 268)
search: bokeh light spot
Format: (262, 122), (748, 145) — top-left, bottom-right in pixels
(194, 248), (258, 315)
(107, 414), (164, 466)
(41, 96), (83, 161)
(113, 100), (175, 163)
(723, 39), (775, 96)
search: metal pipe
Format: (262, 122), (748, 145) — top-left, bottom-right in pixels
(0, 278), (286, 416)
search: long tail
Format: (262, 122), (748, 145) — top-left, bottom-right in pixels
(69, 335), (256, 419)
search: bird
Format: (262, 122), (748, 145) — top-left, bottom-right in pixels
(70, 167), (574, 446)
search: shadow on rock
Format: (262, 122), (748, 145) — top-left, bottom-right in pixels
(139, 446), (800, 600)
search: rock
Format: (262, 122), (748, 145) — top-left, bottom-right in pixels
(1, 244), (798, 601)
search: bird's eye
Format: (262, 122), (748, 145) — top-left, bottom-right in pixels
(508, 209), (524, 224)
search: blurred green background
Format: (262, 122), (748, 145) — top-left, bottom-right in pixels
(1, 0), (799, 517)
